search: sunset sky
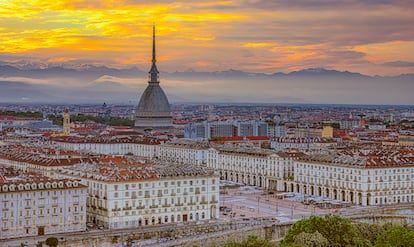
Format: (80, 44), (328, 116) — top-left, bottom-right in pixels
(0, 0), (413, 76)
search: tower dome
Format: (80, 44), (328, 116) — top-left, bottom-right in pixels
(135, 25), (172, 128)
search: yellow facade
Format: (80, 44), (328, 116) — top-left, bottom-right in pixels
(322, 126), (333, 138)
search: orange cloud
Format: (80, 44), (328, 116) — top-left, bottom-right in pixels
(195, 61), (210, 67)
(0, 0), (412, 76)
(48, 57), (77, 63)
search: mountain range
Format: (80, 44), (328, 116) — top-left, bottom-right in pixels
(0, 65), (413, 105)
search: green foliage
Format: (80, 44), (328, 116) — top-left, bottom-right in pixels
(281, 215), (414, 247)
(45, 237), (58, 247)
(0, 110), (42, 118)
(355, 222), (384, 245)
(107, 116), (134, 126)
(47, 114), (63, 126)
(36, 242), (43, 247)
(374, 225), (414, 247)
(209, 137), (222, 142)
(322, 122), (340, 129)
(293, 231), (330, 247)
(223, 234), (275, 247)
(280, 215), (358, 247)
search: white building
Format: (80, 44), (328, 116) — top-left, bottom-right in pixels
(0, 166), (86, 239)
(53, 136), (159, 158)
(0, 145), (94, 177)
(51, 136), (414, 207)
(54, 137), (209, 166)
(271, 137), (337, 151)
(267, 124), (287, 138)
(207, 147), (304, 191)
(57, 156), (219, 229)
(184, 121), (268, 139)
(339, 119), (360, 129)
(156, 140), (209, 165)
(290, 148), (414, 206)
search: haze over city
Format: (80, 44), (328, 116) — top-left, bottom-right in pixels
(0, 0), (413, 104)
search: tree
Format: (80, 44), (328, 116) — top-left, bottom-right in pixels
(374, 225), (414, 247)
(293, 231), (330, 247)
(0, 110), (42, 118)
(223, 234), (275, 247)
(280, 215), (359, 247)
(355, 222), (384, 245)
(281, 215), (414, 247)
(45, 237), (58, 247)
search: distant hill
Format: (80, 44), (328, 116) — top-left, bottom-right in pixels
(0, 64), (413, 105)
(0, 64), (402, 79)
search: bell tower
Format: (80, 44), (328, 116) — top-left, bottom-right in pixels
(63, 108), (70, 136)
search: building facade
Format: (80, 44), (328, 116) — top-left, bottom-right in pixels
(207, 147), (303, 191)
(184, 121), (268, 139)
(57, 157), (219, 229)
(288, 149), (414, 206)
(0, 167), (86, 239)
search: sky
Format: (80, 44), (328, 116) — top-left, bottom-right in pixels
(1, 0), (414, 76)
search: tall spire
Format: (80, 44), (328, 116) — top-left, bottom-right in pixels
(149, 24), (159, 84)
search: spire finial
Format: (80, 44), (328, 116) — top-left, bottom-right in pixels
(152, 24), (156, 63)
(149, 24), (159, 83)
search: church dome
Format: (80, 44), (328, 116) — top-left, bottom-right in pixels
(136, 84), (171, 115)
(134, 25), (172, 128)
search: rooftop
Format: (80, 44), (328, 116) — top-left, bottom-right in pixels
(300, 146), (414, 168)
(59, 155), (215, 182)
